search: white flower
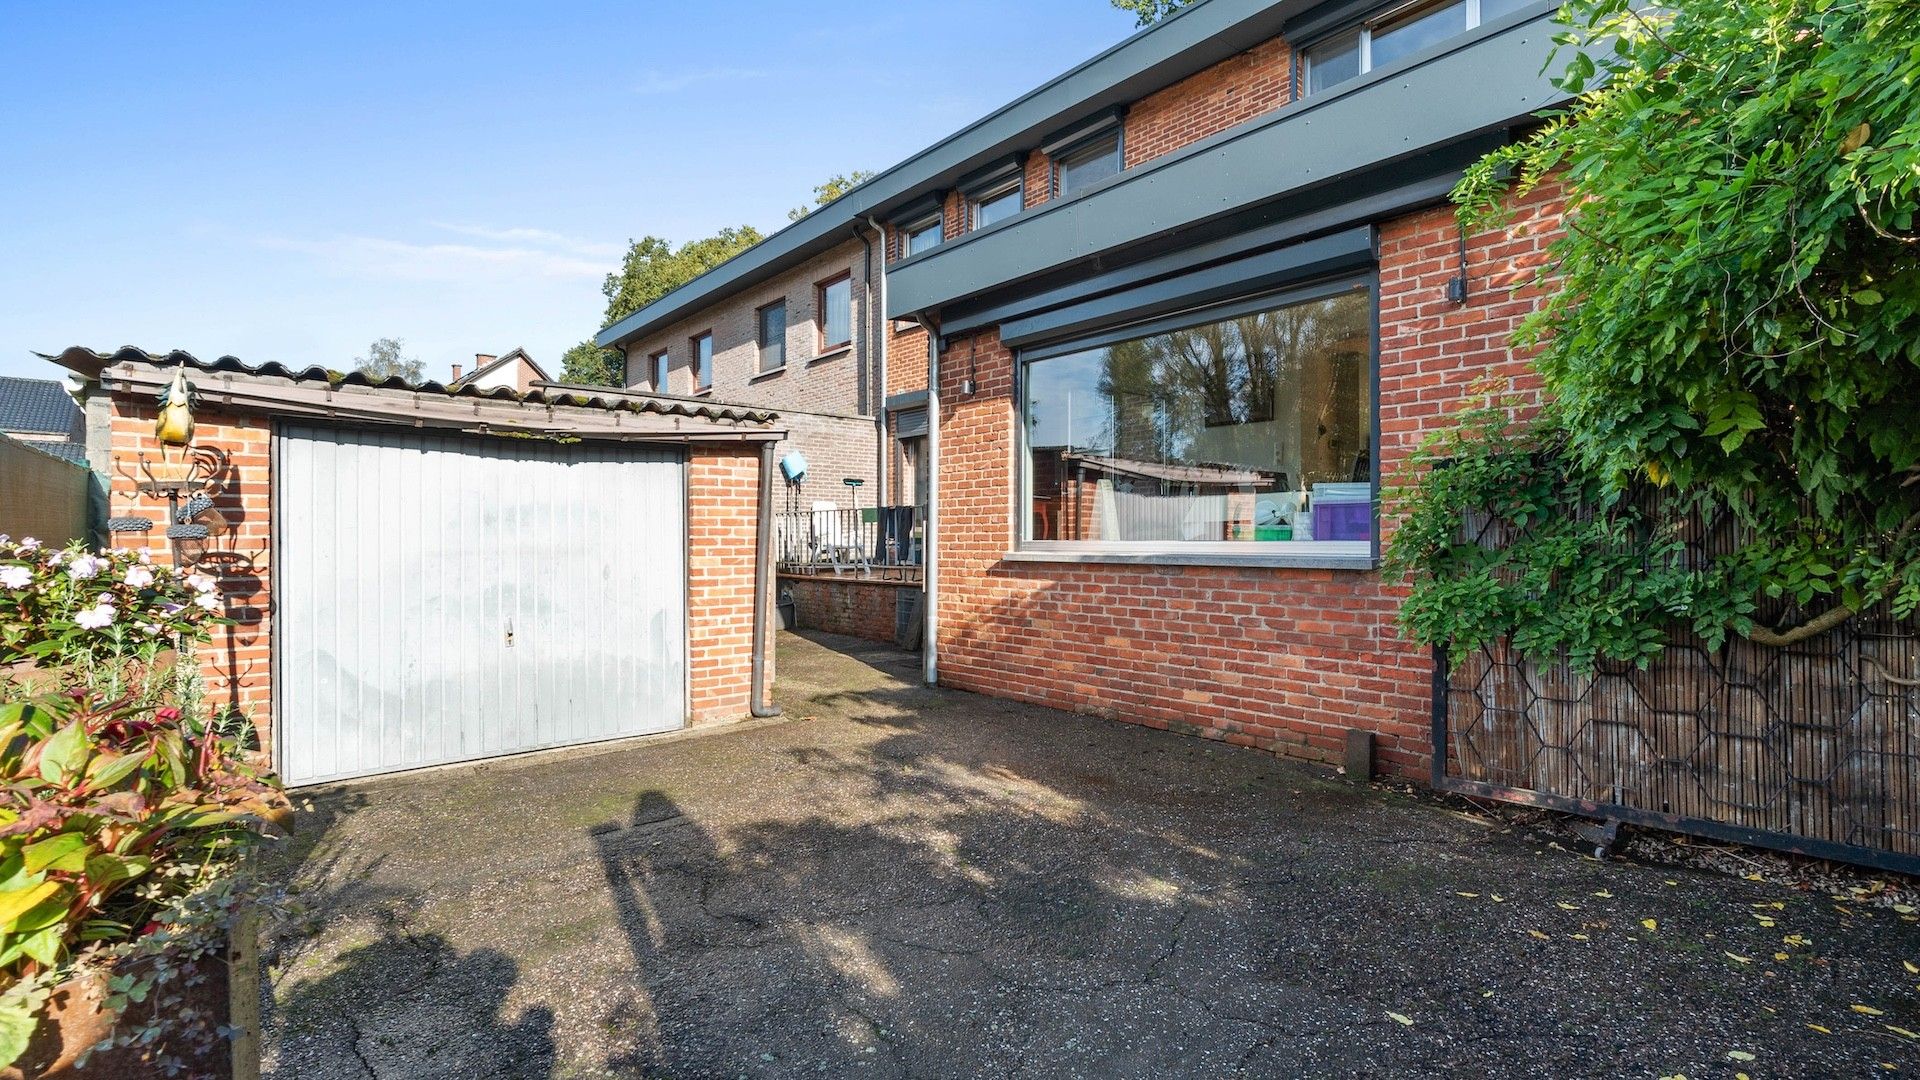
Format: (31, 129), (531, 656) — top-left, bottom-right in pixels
(137, 622), (160, 635)
(0, 566), (29, 590)
(43, 550), (65, 567)
(185, 573), (218, 595)
(193, 592), (220, 612)
(75, 603), (117, 630)
(122, 565), (155, 589)
(18, 538), (40, 552)
(67, 554), (106, 581)
(137, 551), (152, 565)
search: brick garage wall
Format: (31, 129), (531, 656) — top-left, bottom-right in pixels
(104, 401), (275, 749)
(688, 444), (769, 723)
(780, 573), (911, 644)
(932, 185), (1563, 780)
(101, 396), (775, 749)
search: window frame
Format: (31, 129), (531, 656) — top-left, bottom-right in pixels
(968, 179), (1024, 232)
(1298, 0), (1517, 97)
(756, 300), (787, 373)
(1051, 128), (1125, 200)
(1011, 274), (1381, 568)
(900, 215), (944, 259)
(648, 349), (670, 393)
(689, 331), (714, 394)
(815, 272), (853, 353)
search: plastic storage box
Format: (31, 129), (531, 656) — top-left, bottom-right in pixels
(1312, 483), (1373, 541)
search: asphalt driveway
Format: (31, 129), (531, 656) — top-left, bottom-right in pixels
(260, 632), (1920, 1078)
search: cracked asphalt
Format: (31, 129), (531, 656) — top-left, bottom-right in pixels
(260, 631), (1920, 1078)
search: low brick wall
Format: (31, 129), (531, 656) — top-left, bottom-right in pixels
(781, 573), (918, 646)
(0, 434), (90, 546)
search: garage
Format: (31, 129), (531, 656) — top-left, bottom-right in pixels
(52, 346), (785, 788)
(274, 425), (688, 785)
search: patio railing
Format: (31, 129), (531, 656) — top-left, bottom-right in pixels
(776, 505), (924, 579)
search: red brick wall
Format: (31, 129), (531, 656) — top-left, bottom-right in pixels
(1124, 37), (1293, 168)
(687, 444), (769, 723)
(780, 573), (908, 644)
(105, 402), (275, 749)
(932, 186), (1564, 779)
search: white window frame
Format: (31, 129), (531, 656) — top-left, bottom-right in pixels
(1012, 277), (1379, 567)
(1301, 0), (1506, 96)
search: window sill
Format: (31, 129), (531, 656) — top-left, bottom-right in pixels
(810, 344), (852, 364)
(999, 549), (1378, 571)
(750, 365), (786, 383)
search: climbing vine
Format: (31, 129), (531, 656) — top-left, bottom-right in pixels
(1389, 0), (1920, 665)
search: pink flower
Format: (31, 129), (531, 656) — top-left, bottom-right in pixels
(67, 554), (106, 580)
(18, 538), (40, 552)
(185, 573), (218, 595)
(122, 565), (155, 589)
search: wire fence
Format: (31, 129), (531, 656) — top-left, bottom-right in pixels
(775, 505), (924, 579)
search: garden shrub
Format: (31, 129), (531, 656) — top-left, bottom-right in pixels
(0, 536), (290, 1069)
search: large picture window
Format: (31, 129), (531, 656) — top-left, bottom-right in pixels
(1021, 283), (1374, 556)
(1302, 0), (1536, 95)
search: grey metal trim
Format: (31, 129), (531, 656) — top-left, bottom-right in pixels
(888, 192), (946, 228)
(595, 0), (1321, 350)
(886, 389), (930, 410)
(887, 7), (1567, 318)
(1039, 104), (1127, 158)
(938, 152), (1470, 337)
(999, 227), (1374, 349)
(999, 550), (1379, 570)
(957, 153), (1027, 197)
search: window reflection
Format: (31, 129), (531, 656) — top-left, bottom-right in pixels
(1024, 286), (1373, 547)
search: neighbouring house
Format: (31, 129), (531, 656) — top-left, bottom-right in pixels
(49, 347), (787, 787)
(451, 347), (550, 393)
(0, 375), (87, 463)
(607, 0), (1572, 776)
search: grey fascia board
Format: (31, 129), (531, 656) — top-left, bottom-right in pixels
(885, 389), (930, 410)
(998, 226), (1375, 349)
(888, 193), (946, 228)
(956, 153), (1028, 197)
(938, 161), (1472, 337)
(595, 0), (1316, 350)
(1039, 104), (1128, 159)
(887, 7), (1570, 320)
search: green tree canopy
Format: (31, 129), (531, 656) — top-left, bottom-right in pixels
(1110, 0), (1192, 27)
(1390, 0), (1920, 666)
(559, 226), (766, 385)
(787, 171), (877, 222)
(353, 337), (424, 383)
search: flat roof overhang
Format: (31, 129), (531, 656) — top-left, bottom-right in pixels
(886, 2), (1570, 323)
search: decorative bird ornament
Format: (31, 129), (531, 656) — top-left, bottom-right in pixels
(155, 365), (197, 468)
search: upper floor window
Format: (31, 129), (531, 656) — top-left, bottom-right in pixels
(817, 274), (852, 351)
(1054, 130), (1123, 199)
(649, 350), (669, 392)
(691, 331), (714, 392)
(903, 216), (943, 257)
(970, 180), (1023, 231)
(758, 302), (787, 372)
(1302, 0), (1533, 96)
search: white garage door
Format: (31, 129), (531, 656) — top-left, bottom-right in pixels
(275, 424), (686, 785)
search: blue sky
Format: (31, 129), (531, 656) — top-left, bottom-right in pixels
(0, 2), (1142, 382)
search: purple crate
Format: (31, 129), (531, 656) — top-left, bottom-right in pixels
(1313, 499), (1372, 541)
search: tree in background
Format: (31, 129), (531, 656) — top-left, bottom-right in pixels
(787, 171), (877, 223)
(1111, 0), (1191, 27)
(353, 337), (425, 382)
(559, 226), (766, 386)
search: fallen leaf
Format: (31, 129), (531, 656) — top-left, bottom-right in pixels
(1743, 873), (1764, 882)
(1783, 934), (1809, 948)
(1666, 879), (1681, 886)
(1727, 1050), (1756, 1063)
(1853, 1004), (1886, 1016)
(1593, 889), (1614, 898)
(1896, 904), (1916, 915)
(1774, 952), (1790, 961)
(1570, 933), (1590, 941)
(1387, 1011), (1414, 1026)
(1807, 1023), (1832, 1034)
(1557, 902), (1580, 911)
(1725, 952), (1753, 964)
(1527, 930), (1551, 941)
(1455, 891), (1480, 898)
(1904, 961), (1917, 975)
(1642, 918), (1658, 932)
(1491, 894), (1505, 903)
(1887, 1025), (1920, 1040)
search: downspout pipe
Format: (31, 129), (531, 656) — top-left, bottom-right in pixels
(863, 216), (890, 508)
(914, 316), (940, 688)
(750, 439), (783, 718)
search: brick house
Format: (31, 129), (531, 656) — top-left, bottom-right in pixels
(450, 347), (551, 394)
(595, 0), (1571, 779)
